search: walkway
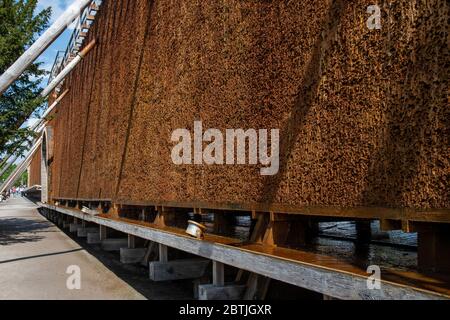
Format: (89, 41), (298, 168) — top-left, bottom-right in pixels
(0, 197), (145, 300)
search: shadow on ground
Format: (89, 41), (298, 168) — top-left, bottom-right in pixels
(36, 211), (194, 300)
(0, 218), (54, 246)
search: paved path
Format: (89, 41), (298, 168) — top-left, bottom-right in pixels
(0, 197), (145, 300)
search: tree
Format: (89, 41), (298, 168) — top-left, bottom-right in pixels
(0, 163), (27, 190)
(0, 0), (51, 160)
(0, 162), (16, 183)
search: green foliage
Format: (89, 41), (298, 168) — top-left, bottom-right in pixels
(16, 168), (27, 187)
(0, 162), (27, 188)
(0, 162), (16, 183)
(0, 0), (51, 159)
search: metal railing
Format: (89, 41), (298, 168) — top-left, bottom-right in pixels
(48, 0), (102, 88)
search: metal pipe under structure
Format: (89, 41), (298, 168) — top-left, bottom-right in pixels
(40, 40), (95, 98)
(0, 88), (69, 171)
(0, 0), (92, 94)
(0, 137), (43, 194)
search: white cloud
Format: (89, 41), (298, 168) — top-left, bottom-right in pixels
(36, 0), (72, 24)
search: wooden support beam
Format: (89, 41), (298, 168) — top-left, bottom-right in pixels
(153, 206), (189, 228)
(261, 213), (317, 247)
(142, 241), (158, 266)
(418, 224), (450, 273)
(243, 273), (270, 300)
(154, 207), (176, 227)
(213, 261), (225, 287)
(159, 243), (168, 263)
(41, 204), (450, 300)
(128, 234), (136, 249)
(213, 211), (234, 236)
(356, 221), (372, 243)
(380, 219), (401, 232)
(99, 225), (107, 240)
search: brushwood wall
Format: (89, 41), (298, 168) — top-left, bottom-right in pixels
(49, 0), (449, 212)
(28, 151), (41, 187)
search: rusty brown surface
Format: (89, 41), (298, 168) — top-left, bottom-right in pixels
(28, 151), (41, 187)
(49, 0), (449, 217)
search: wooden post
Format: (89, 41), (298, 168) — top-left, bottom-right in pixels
(213, 211), (234, 236)
(262, 213), (316, 247)
(418, 224), (450, 273)
(128, 234), (136, 249)
(154, 207), (176, 227)
(213, 261), (225, 287)
(356, 221), (372, 243)
(159, 244), (168, 263)
(99, 225), (107, 241)
(243, 273), (270, 300)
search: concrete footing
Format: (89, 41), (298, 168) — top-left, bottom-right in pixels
(198, 284), (246, 300)
(120, 248), (146, 264)
(101, 238), (128, 252)
(77, 227), (99, 238)
(69, 223), (80, 233)
(149, 258), (210, 282)
(87, 232), (101, 244)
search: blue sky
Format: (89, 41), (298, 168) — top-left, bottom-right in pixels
(23, 0), (73, 127)
(35, 0), (74, 81)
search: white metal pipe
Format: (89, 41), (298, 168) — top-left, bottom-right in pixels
(0, 138), (42, 194)
(40, 55), (81, 98)
(0, 88), (68, 171)
(0, 0), (92, 94)
(0, 154), (20, 178)
(40, 40), (95, 98)
(41, 89), (70, 118)
(1, 161), (29, 193)
(0, 121), (45, 171)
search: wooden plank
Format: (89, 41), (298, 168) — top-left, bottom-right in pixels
(149, 259), (210, 282)
(114, 199), (450, 224)
(41, 204), (450, 300)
